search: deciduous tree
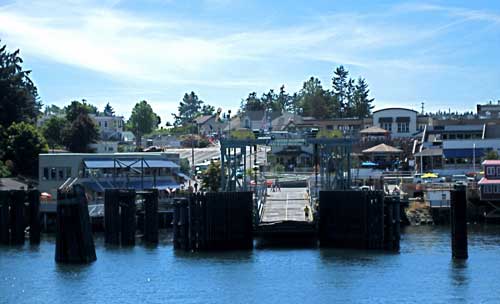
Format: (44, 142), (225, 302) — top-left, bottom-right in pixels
(128, 100), (159, 148)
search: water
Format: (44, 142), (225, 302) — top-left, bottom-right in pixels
(2, 225), (500, 303)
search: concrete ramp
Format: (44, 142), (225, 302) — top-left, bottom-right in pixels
(261, 188), (310, 223)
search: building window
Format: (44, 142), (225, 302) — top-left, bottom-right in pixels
(58, 169), (64, 180)
(487, 166), (496, 177)
(496, 166), (500, 177)
(43, 168), (49, 180)
(104, 121), (108, 128)
(397, 122), (409, 133)
(50, 168), (56, 180)
(484, 185), (491, 193)
(66, 168), (72, 178)
(380, 123), (392, 131)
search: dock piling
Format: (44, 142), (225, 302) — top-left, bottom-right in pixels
(451, 185), (468, 259)
(55, 185), (96, 263)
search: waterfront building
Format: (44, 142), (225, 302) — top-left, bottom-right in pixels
(38, 152), (183, 201)
(478, 160), (500, 201)
(477, 101), (500, 118)
(372, 108), (419, 138)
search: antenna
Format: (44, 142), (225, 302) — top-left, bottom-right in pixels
(421, 102), (425, 115)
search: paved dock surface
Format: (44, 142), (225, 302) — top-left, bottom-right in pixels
(261, 188), (310, 222)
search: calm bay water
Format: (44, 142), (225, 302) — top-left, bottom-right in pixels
(2, 225), (500, 303)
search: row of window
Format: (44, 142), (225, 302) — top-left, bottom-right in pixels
(483, 184), (500, 194)
(42, 167), (72, 181)
(380, 122), (410, 133)
(486, 166), (500, 177)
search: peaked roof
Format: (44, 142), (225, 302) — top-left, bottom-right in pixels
(194, 115), (213, 125)
(362, 143), (402, 153)
(359, 126), (390, 134)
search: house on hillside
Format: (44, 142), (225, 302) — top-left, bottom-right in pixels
(373, 108), (418, 138)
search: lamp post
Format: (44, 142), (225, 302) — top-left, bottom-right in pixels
(473, 143), (476, 174)
(191, 120), (197, 186)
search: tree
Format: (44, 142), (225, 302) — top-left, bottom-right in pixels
(4, 122), (48, 177)
(172, 92), (204, 126)
(332, 66), (349, 117)
(42, 116), (67, 149)
(297, 77), (332, 119)
(63, 113), (100, 152)
(0, 41), (41, 128)
(103, 102), (115, 116)
(277, 85), (293, 113)
(484, 150), (499, 160)
(43, 104), (63, 116)
(201, 104), (215, 116)
(240, 92), (265, 111)
(179, 158), (190, 174)
(65, 100), (98, 122)
(128, 100), (159, 148)
(351, 77), (374, 118)
(201, 161), (221, 192)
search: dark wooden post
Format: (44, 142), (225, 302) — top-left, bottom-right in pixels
(104, 189), (120, 245)
(10, 190), (26, 245)
(28, 190), (41, 244)
(451, 185), (468, 259)
(55, 185), (96, 263)
(143, 189), (159, 244)
(0, 191), (10, 244)
(120, 190), (136, 246)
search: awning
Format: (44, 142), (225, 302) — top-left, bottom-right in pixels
(396, 116), (410, 123)
(81, 180), (180, 192)
(175, 172), (191, 181)
(83, 159), (179, 169)
(443, 148), (485, 158)
(378, 117), (393, 123)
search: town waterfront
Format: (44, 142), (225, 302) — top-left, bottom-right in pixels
(2, 225), (500, 303)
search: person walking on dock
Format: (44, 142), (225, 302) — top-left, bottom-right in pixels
(304, 204), (310, 221)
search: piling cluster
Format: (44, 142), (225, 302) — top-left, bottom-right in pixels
(318, 190), (400, 251)
(173, 192), (253, 251)
(55, 185), (96, 263)
(0, 190), (40, 245)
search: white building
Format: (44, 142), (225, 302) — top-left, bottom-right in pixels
(91, 114), (124, 141)
(39, 152), (183, 200)
(373, 108), (418, 138)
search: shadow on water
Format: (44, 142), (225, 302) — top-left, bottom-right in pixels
(255, 236), (318, 249)
(318, 248), (393, 267)
(449, 259), (469, 302)
(173, 248), (254, 263)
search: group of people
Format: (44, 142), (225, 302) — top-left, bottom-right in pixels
(271, 178), (281, 192)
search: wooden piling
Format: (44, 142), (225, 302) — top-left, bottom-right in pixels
(55, 185), (96, 263)
(120, 190), (136, 246)
(28, 190), (41, 244)
(10, 190), (26, 245)
(104, 189), (120, 245)
(143, 189), (159, 244)
(0, 191), (9, 244)
(384, 196), (400, 251)
(451, 185), (468, 259)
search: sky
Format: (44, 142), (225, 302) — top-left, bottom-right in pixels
(1, 0), (500, 121)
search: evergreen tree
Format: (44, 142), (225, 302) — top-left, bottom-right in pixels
(201, 104), (215, 116)
(332, 66), (349, 117)
(0, 41), (41, 128)
(277, 85), (293, 113)
(261, 89), (280, 112)
(241, 92), (265, 111)
(65, 100), (98, 122)
(173, 92), (204, 126)
(352, 77), (374, 118)
(103, 102), (115, 116)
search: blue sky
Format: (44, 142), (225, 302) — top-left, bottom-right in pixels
(1, 0), (499, 121)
